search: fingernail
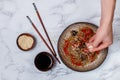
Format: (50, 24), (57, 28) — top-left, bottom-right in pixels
(88, 45), (93, 52)
(89, 48), (92, 52)
(88, 45), (93, 49)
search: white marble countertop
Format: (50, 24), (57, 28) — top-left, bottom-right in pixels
(0, 0), (120, 80)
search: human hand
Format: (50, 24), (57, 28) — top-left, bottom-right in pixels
(86, 24), (113, 52)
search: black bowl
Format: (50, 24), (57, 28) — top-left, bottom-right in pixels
(34, 52), (54, 71)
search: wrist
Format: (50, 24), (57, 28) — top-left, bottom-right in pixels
(100, 19), (113, 28)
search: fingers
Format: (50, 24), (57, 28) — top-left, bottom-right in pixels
(89, 35), (96, 43)
(85, 43), (93, 52)
(91, 42), (112, 52)
(86, 35), (95, 50)
(91, 37), (102, 48)
(87, 34), (101, 49)
(86, 35), (97, 52)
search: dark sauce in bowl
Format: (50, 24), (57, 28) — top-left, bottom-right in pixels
(34, 52), (54, 71)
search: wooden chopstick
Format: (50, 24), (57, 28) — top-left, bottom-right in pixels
(32, 3), (61, 63)
(33, 3), (57, 56)
(26, 16), (61, 64)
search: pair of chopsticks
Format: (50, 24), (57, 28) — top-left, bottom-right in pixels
(27, 3), (61, 64)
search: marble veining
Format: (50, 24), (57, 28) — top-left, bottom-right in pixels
(0, 0), (120, 80)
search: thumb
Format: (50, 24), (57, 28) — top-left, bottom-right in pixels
(91, 38), (101, 48)
(91, 42), (109, 52)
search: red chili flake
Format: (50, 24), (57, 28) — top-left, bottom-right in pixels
(71, 42), (80, 48)
(90, 54), (96, 62)
(75, 61), (82, 66)
(81, 48), (89, 54)
(70, 54), (82, 66)
(81, 27), (94, 39)
(96, 51), (100, 54)
(79, 35), (86, 42)
(63, 40), (69, 55)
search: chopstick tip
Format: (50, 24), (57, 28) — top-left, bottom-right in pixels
(26, 16), (30, 20)
(26, 16), (32, 24)
(32, 3), (35, 5)
(26, 16), (29, 18)
(32, 2), (37, 11)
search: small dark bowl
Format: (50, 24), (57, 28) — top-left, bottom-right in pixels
(34, 52), (54, 71)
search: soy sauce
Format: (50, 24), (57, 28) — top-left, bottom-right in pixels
(34, 52), (54, 71)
